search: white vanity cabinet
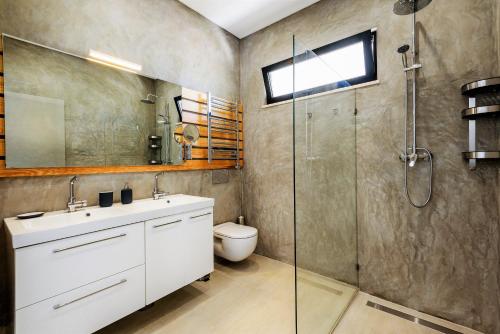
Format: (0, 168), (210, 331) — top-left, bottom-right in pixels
(5, 195), (215, 334)
(145, 208), (214, 304)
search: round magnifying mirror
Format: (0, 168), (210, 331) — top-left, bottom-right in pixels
(174, 123), (184, 144)
(183, 124), (200, 144)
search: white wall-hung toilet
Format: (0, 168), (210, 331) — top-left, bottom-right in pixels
(214, 222), (258, 262)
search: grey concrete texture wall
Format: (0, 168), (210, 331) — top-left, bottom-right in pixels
(0, 0), (242, 327)
(240, 0), (499, 332)
(4, 37), (156, 166)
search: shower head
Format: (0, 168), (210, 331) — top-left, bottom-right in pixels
(393, 0), (432, 15)
(397, 44), (410, 68)
(397, 45), (410, 54)
(141, 94), (158, 104)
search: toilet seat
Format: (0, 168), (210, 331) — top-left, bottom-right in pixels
(214, 222), (257, 239)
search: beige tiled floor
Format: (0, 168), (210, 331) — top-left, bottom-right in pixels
(99, 254), (296, 334)
(99, 254), (483, 334)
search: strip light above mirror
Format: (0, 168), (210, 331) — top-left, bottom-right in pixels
(87, 49), (142, 73)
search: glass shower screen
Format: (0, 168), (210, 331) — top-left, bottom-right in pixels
(293, 36), (359, 334)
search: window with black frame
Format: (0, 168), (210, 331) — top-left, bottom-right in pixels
(262, 29), (377, 105)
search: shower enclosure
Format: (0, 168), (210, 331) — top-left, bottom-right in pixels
(293, 37), (359, 334)
(293, 2), (436, 332)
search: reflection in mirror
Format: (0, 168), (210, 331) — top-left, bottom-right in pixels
(172, 123), (200, 161)
(172, 122), (200, 161)
(183, 124), (200, 144)
(141, 80), (183, 165)
(3, 35), (184, 168)
(182, 124), (200, 161)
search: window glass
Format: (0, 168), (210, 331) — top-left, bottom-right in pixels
(262, 30), (377, 104)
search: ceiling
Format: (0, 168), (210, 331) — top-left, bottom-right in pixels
(178, 0), (321, 39)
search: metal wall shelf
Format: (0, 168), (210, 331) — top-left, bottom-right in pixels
(462, 105), (500, 119)
(461, 77), (500, 96)
(463, 151), (500, 159)
(461, 77), (500, 170)
(148, 136), (163, 165)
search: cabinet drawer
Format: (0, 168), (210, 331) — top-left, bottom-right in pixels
(15, 265), (145, 334)
(15, 223), (144, 309)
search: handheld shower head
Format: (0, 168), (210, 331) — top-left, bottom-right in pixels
(397, 44), (410, 68)
(157, 114), (168, 124)
(397, 45), (410, 54)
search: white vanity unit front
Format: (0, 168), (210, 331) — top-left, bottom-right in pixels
(5, 194), (214, 334)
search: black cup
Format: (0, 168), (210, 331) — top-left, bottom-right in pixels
(99, 191), (113, 207)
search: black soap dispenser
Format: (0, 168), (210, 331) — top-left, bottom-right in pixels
(121, 183), (133, 204)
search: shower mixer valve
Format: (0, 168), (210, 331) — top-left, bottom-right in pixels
(399, 149), (431, 166)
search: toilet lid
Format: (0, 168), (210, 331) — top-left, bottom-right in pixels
(214, 222), (257, 239)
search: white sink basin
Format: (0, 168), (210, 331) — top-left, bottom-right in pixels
(5, 194), (214, 248)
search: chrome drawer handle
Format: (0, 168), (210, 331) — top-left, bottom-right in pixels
(53, 279), (127, 310)
(53, 233), (127, 253)
(190, 212), (212, 219)
(153, 219), (182, 228)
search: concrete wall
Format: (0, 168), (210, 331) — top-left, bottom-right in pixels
(0, 0), (241, 327)
(240, 0), (499, 332)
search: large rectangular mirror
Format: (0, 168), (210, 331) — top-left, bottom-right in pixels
(3, 35), (185, 168)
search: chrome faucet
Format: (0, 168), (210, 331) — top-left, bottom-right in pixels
(153, 172), (168, 200)
(67, 176), (87, 212)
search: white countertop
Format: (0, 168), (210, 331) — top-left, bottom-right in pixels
(5, 194), (214, 249)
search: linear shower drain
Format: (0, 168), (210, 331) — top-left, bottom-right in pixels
(366, 301), (463, 334)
